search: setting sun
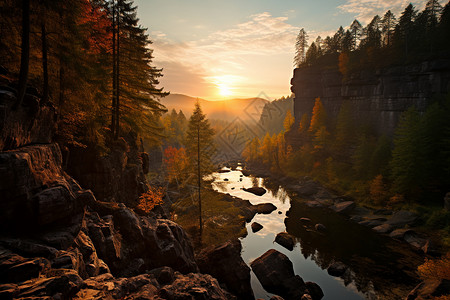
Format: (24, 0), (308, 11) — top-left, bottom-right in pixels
(218, 83), (232, 97)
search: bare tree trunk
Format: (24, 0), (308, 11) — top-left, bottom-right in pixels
(41, 20), (49, 104)
(111, 0), (116, 138)
(14, 0), (30, 110)
(114, 1), (120, 141)
(58, 63), (64, 119)
(198, 123), (202, 237)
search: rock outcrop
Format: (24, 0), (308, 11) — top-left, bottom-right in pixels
(250, 249), (323, 300)
(289, 59), (450, 138)
(196, 239), (253, 300)
(66, 132), (149, 207)
(275, 232), (296, 251)
(0, 83), (56, 151)
(0, 143), (84, 231)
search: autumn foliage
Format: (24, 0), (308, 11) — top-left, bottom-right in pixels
(418, 252), (450, 282)
(137, 186), (165, 213)
(163, 146), (189, 183)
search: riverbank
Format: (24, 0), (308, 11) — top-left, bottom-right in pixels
(244, 162), (449, 255)
(241, 162), (450, 300)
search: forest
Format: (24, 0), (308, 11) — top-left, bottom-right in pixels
(1, 0), (450, 299)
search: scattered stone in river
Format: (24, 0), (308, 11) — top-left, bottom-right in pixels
(315, 223), (326, 233)
(305, 282), (324, 300)
(278, 211), (282, 214)
(358, 217), (387, 228)
(275, 232), (295, 251)
(243, 187), (266, 196)
(389, 228), (416, 240)
(330, 201), (355, 214)
(255, 203), (277, 214)
(300, 217), (312, 224)
(372, 223), (393, 234)
(305, 200), (324, 208)
(224, 178), (229, 181)
(327, 262), (347, 277)
(386, 210), (418, 228)
(250, 249), (310, 299)
(251, 222), (263, 233)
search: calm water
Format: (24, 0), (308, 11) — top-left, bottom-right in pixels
(211, 166), (422, 300)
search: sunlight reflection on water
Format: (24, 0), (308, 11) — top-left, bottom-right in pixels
(211, 167), (366, 300)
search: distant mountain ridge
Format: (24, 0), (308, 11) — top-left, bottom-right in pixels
(160, 93), (269, 121)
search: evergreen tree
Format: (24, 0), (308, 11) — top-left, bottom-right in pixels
(394, 3), (416, 56)
(349, 19), (362, 50)
(362, 15), (382, 49)
(185, 101), (215, 237)
(294, 28), (308, 67)
(369, 135), (392, 178)
(109, 0), (167, 140)
(305, 42), (319, 64)
(390, 106), (424, 199)
(341, 30), (353, 53)
(382, 10), (396, 46)
(333, 101), (354, 157)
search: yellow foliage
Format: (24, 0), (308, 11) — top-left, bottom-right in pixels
(418, 252), (450, 281)
(137, 186), (164, 213)
(369, 174), (389, 205)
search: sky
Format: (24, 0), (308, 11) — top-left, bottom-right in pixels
(134, 0), (440, 100)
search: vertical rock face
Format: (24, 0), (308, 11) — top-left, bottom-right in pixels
(66, 134), (149, 206)
(0, 143), (84, 230)
(0, 85), (56, 151)
(290, 59), (450, 137)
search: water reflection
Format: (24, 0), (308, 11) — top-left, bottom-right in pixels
(211, 168), (422, 300)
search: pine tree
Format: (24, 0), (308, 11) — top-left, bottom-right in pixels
(185, 101), (215, 237)
(108, 0), (167, 140)
(390, 106), (424, 199)
(305, 42), (319, 64)
(294, 28), (308, 67)
(394, 3), (416, 56)
(349, 19), (362, 50)
(382, 10), (396, 46)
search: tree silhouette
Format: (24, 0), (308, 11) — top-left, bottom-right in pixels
(185, 101), (215, 237)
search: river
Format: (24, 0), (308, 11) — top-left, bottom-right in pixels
(211, 165), (422, 300)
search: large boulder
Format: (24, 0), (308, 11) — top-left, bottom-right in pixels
(327, 262), (347, 277)
(250, 249), (309, 299)
(255, 203), (277, 214)
(275, 232), (295, 251)
(157, 273), (235, 300)
(386, 210), (418, 228)
(251, 222), (263, 233)
(196, 239), (253, 299)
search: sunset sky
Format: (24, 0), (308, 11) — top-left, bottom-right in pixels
(134, 0), (439, 100)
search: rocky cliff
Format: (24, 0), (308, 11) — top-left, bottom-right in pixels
(290, 59), (450, 136)
(0, 82), (252, 299)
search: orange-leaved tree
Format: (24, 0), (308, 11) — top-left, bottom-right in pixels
(137, 186), (165, 213)
(163, 146), (189, 184)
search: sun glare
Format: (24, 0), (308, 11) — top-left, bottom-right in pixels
(207, 75), (243, 99)
(218, 83), (232, 97)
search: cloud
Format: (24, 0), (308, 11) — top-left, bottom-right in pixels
(338, 0), (447, 24)
(150, 12), (300, 98)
